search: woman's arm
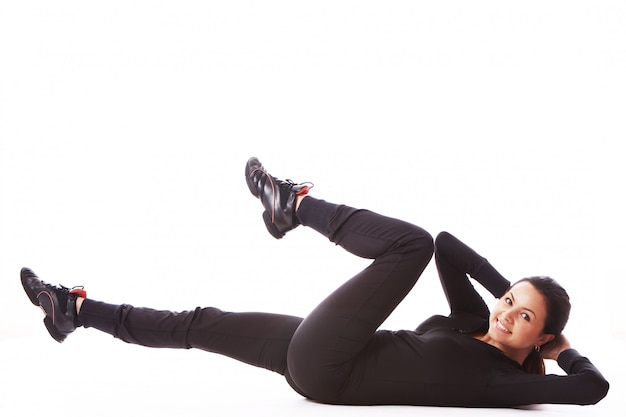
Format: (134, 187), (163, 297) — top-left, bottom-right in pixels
(488, 346), (609, 406)
(539, 335), (609, 404)
(551, 348), (610, 405)
(434, 232), (511, 318)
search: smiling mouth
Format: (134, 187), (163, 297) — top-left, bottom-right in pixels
(495, 319), (511, 333)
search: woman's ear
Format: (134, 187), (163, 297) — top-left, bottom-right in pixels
(537, 333), (555, 347)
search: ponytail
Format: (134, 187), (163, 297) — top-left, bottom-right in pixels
(522, 348), (545, 375)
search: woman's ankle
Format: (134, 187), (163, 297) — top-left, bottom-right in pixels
(296, 194), (308, 212)
(76, 297), (85, 314)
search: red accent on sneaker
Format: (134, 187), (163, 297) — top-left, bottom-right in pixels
(296, 186), (311, 196)
(69, 288), (87, 298)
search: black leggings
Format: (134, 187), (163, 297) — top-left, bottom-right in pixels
(79, 197), (434, 403)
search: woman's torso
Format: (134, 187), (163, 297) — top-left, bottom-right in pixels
(337, 315), (525, 407)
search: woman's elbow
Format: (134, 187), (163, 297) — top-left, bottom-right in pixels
(582, 377), (610, 405)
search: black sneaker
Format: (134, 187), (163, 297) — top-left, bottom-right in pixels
(21, 267), (86, 342)
(245, 157), (313, 239)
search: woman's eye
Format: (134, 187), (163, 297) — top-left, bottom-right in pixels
(521, 313), (530, 322)
(505, 297), (512, 305)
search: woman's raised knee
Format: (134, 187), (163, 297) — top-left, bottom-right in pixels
(404, 225), (434, 263)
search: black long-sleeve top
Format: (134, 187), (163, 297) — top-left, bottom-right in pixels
(354, 232), (609, 407)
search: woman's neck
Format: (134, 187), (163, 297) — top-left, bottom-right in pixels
(474, 333), (530, 366)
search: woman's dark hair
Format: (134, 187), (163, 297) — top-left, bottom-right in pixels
(514, 276), (571, 375)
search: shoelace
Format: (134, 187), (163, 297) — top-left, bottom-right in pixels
(54, 283), (87, 299)
(279, 179), (314, 194)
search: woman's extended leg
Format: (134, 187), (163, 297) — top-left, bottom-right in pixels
(21, 267), (304, 378)
(80, 300), (303, 375)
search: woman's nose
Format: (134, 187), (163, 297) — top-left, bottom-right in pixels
(502, 310), (514, 322)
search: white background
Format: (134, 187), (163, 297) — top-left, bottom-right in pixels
(1, 1), (624, 416)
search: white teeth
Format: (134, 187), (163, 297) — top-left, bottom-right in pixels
(496, 319), (511, 333)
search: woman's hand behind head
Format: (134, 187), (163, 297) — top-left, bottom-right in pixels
(540, 334), (572, 361)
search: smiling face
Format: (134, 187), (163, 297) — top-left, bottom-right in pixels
(484, 281), (555, 362)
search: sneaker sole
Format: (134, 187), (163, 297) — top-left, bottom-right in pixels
(43, 316), (66, 343)
(263, 210), (285, 239)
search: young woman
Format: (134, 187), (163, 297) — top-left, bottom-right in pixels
(21, 157), (609, 407)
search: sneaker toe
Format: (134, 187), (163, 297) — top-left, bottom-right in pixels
(21, 267), (43, 305)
